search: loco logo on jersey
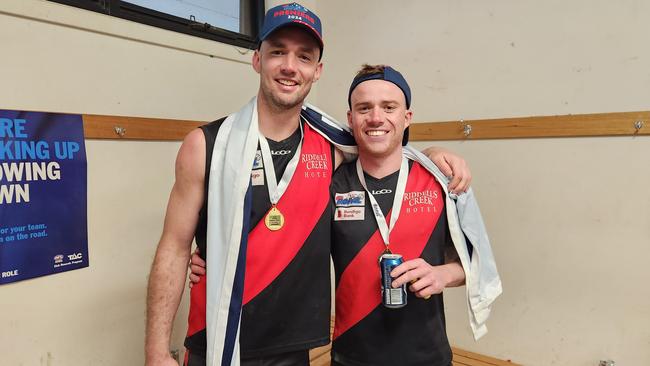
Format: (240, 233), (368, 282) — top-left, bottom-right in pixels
(403, 189), (441, 214)
(271, 149), (292, 156)
(302, 152), (328, 178)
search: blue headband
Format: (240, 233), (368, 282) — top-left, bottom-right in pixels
(347, 66), (412, 145)
(347, 66), (411, 109)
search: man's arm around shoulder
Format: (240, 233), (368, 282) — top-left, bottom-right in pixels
(145, 129), (206, 365)
(420, 146), (472, 194)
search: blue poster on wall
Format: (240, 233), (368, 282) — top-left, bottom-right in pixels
(0, 110), (88, 284)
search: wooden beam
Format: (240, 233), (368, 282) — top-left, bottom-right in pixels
(409, 111), (650, 141)
(452, 347), (522, 366)
(83, 114), (204, 140)
(79, 110), (650, 141)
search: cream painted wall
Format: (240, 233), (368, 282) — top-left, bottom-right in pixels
(315, 0), (650, 121)
(0, 0), (259, 364)
(314, 1), (650, 365)
(2, 0), (649, 365)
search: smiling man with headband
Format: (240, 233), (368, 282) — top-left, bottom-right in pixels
(329, 64), (502, 366)
(347, 65), (413, 146)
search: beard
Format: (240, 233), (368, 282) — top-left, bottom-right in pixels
(260, 81), (312, 112)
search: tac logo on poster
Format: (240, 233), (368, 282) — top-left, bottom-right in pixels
(53, 252), (84, 268)
(68, 253), (83, 261)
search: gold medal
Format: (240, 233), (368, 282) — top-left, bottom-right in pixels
(264, 206), (285, 231)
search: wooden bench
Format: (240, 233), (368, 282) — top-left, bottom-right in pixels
(451, 347), (521, 366)
(309, 342), (333, 366)
(309, 342), (521, 366)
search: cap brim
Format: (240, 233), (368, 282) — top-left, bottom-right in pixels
(260, 22), (323, 51)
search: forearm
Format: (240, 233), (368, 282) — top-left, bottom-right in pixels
(145, 237), (191, 362)
(420, 145), (472, 194)
(145, 128), (204, 364)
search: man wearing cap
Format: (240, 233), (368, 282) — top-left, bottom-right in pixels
(329, 64), (501, 366)
(145, 3), (473, 366)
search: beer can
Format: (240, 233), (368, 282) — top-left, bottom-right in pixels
(379, 253), (407, 308)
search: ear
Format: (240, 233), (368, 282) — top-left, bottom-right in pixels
(252, 50), (261, 74)
(312, 62), (324, 83)
(404, 110), (413, 129)
(346, 110), (353, 129)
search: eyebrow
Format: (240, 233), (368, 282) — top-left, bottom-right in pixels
(266, 39), (286, 48)
(265, 40), (318, 55)
(353, 99), (400, 107)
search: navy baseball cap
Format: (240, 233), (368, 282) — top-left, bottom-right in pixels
(259, 3), (324, 59)
(348, 66), (412, 145)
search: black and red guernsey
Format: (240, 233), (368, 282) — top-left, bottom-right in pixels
(185, 118), (333, 358)
(331, 160), (454, 366)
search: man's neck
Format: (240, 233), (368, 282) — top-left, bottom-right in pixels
(257, 93), (302, 141)
(358, 148), (403, 179)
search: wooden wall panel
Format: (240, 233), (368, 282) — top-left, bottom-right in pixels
(80, 111), (650, 141)
(409, 111), (650, 141)
(83, 114), (204, 140)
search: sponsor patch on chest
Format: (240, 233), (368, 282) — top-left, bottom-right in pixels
(334, 191), (365, 207)
(251, 169), (264, 186)
(403, 189), (441, 214)
(252, 150), (263, 169)
(334, 206), (365, 221)
(302, 152), (329, 179)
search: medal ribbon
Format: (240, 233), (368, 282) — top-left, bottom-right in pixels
(356, 153), (409, 253)
(258, 120), (304, 206)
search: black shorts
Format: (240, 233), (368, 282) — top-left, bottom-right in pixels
(184, 349), (309, 366)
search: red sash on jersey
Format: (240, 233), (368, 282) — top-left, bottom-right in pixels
(187, 276), (208, 337)
(243, 122), (332, 305)
(186, 123), (331, 338)
(333, 162), (444, 339)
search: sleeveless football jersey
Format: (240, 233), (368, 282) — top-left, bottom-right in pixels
(331, 160), (454, 366)
(185, 118), (333, 358)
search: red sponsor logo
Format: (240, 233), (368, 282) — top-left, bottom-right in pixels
(274, 10), (315, 24)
